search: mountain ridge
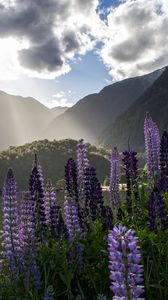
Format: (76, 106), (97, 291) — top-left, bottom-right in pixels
(46, 68), (163, 143)
(0, 90), (67, 149)
(98, 67), (168, 152)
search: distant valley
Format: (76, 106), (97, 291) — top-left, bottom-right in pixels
(0, 66), (167, 152)
(0, 91), (67, 149)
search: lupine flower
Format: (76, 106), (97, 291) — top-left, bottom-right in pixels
(50, 202), (60, 235)
(65, 158), (78, 203)
(102, 206), (113, 230)
(84, 166), (105, 221)
(149, 187), (168, 232)
(158, 130), (168, 191)
(19, 192), (41, 289)
(19, 192), (33, 266)
(107, 224), (144, 300)
(123, 150), (139, 213)
(64, 195), (81, 239)
(76, 139), (89, 205)
(144, 112), (160, 178)
(29, 154), (46, 234)
(110, 147), (120, 209)
(44, 179), (55, 225)
(2, 168), (19, 275)
(44, 179), (61, 235)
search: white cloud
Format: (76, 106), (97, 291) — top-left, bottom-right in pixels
(99, 0), (168, 79)
(47, 91), (74, 108)
(0, 0), (103, 79)
(52, 91), (65, 98)
(0, 0), (168, 82)
(50, 97), (73, 108)
(0, 37), (26, 80)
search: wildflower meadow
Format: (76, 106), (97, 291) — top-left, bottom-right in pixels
(0, 113), (168, 300)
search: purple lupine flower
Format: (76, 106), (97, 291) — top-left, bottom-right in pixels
(2, 168), (19, 275)
(76, 139), (89, 205)
(107, 224), (144, 300)
(110, 147), (120, 209)
(44, 179), (61, 235)
(29, 154), (46, 234)
(19, 192), (33, 265)
(64, 195), (81, 239)
(123, 150), (139, 213)
(144, 112), (160, 178)
(65, 158), (78, 203)
(50, 202), (60, 235)
(158, 130), (168, 191)
(44, 179), (57, 225)
(102, 206), (113, 230)
(149, 187), (168, 232)
(84, 166), (105, 221)
(19, 192), (41, 289)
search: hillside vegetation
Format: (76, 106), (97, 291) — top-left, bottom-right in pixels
(0, 139), (110, 190)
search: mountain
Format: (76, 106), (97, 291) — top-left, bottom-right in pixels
(98, 67), (168, 152)
(0, 139), (109, 190)
(0, 91), (67, 149)
(46, 68), (163, 143)
(50, 106), (67, 118)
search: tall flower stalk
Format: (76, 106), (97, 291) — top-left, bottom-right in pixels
(110, 147), (120, 210)
(76, 139), (89, 206)
(158, 130), (168, 191)
(107, 224), (144, 300)
(2, 169), (19, 276)
(84, 166), (105, 221)
(29, 154), (46, 236)
(44, 179), (61, 235)
(64, 195), (81, 239)
(19, 192), (41, 289)
(149, 187), (168, 232)
(144, 113), (160, 179)
(123, 150), (139, 214)
(65, 158), (78, 203)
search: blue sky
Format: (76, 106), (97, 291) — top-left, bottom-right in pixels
(0, 0), (167, 108)
(0, 50), (112, 107)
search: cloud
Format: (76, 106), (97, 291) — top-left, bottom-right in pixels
(19, 38), (64, 72)
(0, 0), (101, 78)
(50, 97), (73, 108)
(47, 91), (74, 108)
(0, 0), (168, 81)
(39, 90), (74, 108)
(52, 92), (65, 99)
(99, 0), (168, 79)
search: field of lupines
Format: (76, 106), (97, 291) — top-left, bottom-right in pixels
(0, 112), (168, 300)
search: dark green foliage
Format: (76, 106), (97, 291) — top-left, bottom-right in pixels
(0, 139), (110, 190)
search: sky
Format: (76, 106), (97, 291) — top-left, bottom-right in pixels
(0, 0), (168, 108)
